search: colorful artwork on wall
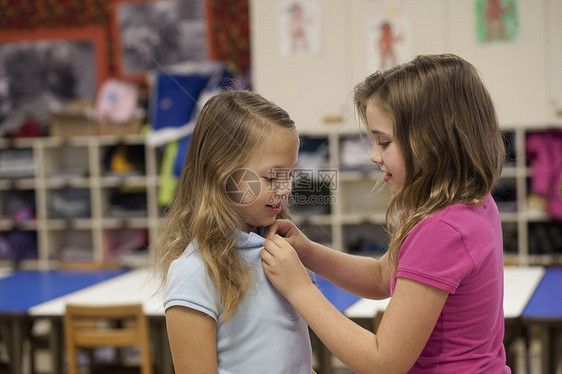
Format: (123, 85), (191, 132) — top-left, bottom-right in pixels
(475, 0), (519, 43)
(277, 0), (322, 57)
(365, 16), (413, 73)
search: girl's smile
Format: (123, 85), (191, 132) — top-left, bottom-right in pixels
(238, 127), (299, 232)
(266, 203), (282, 215)
(366, 101), (406, 195)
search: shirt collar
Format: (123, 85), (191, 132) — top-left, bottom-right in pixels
(236, 227), (266, 250)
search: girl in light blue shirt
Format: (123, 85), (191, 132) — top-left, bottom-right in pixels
(152, 90), (313, 374)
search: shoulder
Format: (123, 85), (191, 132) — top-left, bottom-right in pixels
(413, 195), (500, 240)
(397, 196), (501, 292)
(400, 211), (472, 271)
(167, 243), (205, 281)
(164, 243), (220, 319)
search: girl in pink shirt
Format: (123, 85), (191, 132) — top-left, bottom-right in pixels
(261, 54), (510, 373)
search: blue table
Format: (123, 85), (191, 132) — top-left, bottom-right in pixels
(316, 276), (361, 312)
(522, 268), (562, 374)
(522, 268), (562, 320)
(0, 269), (127, 374)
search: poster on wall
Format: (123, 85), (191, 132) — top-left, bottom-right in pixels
(0, 28), (107, 137)
(277, 0), (322, 57)
(112, 0), (212, 81)
(365, 17), (413, 74)
(475, 0), (519, 43)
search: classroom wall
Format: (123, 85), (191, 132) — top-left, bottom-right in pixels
(251, 0), (562, 133)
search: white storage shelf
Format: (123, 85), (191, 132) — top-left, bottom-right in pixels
(0, 135), (159, 269)
(292, 129), (562, 266)
(1, 127), (561, 268)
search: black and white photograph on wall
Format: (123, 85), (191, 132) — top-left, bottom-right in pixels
(112, 0), (210, 81)
(0, 28), (106, 138)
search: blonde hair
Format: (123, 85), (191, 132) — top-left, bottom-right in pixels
(152, 90), (295, 320)
(354, 54), (505, 269)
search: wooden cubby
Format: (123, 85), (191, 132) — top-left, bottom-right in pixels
(0, 135), (160, 269)
(291, 128), (562, 266)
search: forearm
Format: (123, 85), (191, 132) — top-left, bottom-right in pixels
(290, 283), (390, 374)
(261, 235), (427, 374)
(302, 241), (390, 299)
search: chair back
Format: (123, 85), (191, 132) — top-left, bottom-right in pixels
(58, 261), (122, 271)
(63, 303), (153, 374)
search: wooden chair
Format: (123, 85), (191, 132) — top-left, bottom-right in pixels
(63, 303), (153, 374)
(57, 261), (122, 271)
(29, 262), (124, 374)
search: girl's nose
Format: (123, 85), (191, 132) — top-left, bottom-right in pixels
(278, 179), (292, 196)
(269, 173), (292, 196)
(269, 179), (291, 205)
(370, 146), (382, 165)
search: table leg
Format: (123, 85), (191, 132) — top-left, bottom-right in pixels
(151, 318), (174, 374)
(49, 318), (64, 374)
(0, 316), (30, 374)
(0, 321), (15, 373)
(540, 326), (549, 374)
(504, 318), (527, 374)
(554, 327), (562, 374)
(540, 325), (562, 374)
(310, 330), (331, 374)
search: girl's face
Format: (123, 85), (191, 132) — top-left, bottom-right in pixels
(237, 127), (299, 233)
(366, 101), (406, 195)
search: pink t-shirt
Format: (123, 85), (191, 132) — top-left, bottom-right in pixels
(390, 194), (510, 373)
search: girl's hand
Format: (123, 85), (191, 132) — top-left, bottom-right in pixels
(266, 219), (313, 261)
(261, 234), (314, 301)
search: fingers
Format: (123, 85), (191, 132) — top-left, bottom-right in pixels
(262, 235), (284, 254)
(260, 247), (273, 267)
(261, 238), (278, 263)
(261, 237), (287, 269)
(269, 234), (288, 246)
(265, 219), (293, 238)
(262, 235), (292, 266)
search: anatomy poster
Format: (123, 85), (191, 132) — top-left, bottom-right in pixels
(475, 0), (519, 43)
(366, 16), (412, 73)
(277, 0), (321, 57)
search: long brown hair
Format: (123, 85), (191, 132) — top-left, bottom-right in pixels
(354, 54), (505, 269)
(152, 90), (295, 319)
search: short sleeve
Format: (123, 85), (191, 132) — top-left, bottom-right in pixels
(164, 253), (220, 321)
(396, 218), (475, 294)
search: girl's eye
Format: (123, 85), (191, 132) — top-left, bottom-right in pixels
(265, 170), (294, 183)
(378, 141), (390, 150)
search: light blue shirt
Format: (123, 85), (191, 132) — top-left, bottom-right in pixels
(164, 230), (313, 374)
